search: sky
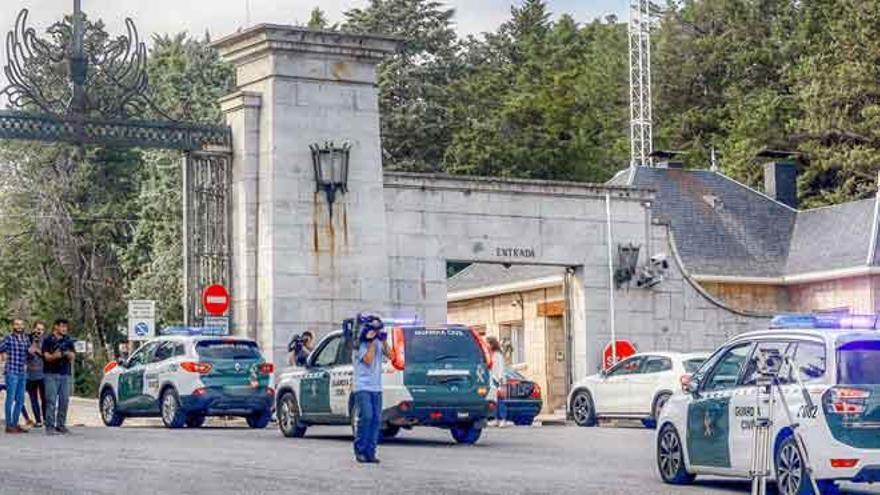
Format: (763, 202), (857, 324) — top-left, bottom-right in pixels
(0, 0), (625, 90)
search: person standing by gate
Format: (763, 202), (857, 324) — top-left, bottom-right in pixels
(0, 319), (31, 433)
(26, 321), (46, 427)
(352, 316), (390, 464)
(42, 319), (74, 435)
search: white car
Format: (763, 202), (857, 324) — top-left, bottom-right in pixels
(98, 331), (275, 429)
(656, 314), (880, 495)
(568, 351), (708, 427)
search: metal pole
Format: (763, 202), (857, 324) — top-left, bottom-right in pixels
(605, 193), (617, 365)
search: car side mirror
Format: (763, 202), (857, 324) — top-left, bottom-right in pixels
(599, 369), (608, 378)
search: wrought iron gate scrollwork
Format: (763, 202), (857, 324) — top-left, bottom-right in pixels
(1, 3), (234, 327)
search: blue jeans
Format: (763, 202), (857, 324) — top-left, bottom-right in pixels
(44, 374), (71, 429)
(353, 391), (382, 460)
(4, 372), (26, 427)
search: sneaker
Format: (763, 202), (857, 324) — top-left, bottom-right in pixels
(55, 426), (71, 435)
(5, 426), (16, 434)
(355, 455), (370, 464)
(34, 422), (43, 428)
(366, 458), (381, 464)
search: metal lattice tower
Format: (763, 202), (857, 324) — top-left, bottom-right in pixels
(629, 0), (653, 168)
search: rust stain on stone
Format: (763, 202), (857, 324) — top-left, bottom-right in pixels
(342, 203), (349, 248)
(312, 192), (321, 253)
(331, 61), (351, 80)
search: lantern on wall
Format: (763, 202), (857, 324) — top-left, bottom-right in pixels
(310, 142), (351, 218)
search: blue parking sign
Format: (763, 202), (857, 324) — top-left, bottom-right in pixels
(134, 321), (150, 337)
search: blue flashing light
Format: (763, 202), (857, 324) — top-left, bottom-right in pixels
(770, 314), (880, 330)
(160, 326), (228, 337)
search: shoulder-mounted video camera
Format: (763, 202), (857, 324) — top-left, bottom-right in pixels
(343, 314), (386, 343)
(288, 334), (305, 353)
(754, 348), (784, 378)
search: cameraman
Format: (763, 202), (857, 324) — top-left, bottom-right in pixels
(42, 319), (74, 435)
(287, 331), (315, 368)
(352, 316), (390, 464)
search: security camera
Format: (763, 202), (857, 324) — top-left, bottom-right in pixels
(650, 253), (669, 270)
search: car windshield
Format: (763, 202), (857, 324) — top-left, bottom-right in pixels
(683, 358), (706, 373)
(506, 369), (526, 381)
(196, 340), (261, 360)
(837, 339), (880, 385)
(404, 327), (481, 364)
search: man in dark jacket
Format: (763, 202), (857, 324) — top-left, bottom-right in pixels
(42, 319), (74, 435)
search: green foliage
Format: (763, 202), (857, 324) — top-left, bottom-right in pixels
(308, 7), (330, 29)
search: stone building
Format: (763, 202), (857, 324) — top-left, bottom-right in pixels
(448, 160), (880, 413)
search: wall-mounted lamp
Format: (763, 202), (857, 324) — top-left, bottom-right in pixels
(310, 142), (351, 218)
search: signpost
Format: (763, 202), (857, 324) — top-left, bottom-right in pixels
(603, 339), (637, 370)
(202, 284), (230, 316)
(203, 315), (230, 335)
(128, 300), (156, 342)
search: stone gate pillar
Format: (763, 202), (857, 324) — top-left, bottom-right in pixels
(215, 26), (399, 363)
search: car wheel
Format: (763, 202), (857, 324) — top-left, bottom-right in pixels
(571, 390), (597, 427)
(186, 414), (206, 428)
(246, 409), (272, 429)
(278, 392), (307, 438)
(775, 437), (825, 495)
(657, 424), (695, 485)
(451, 424), (482, 445)
(160, 389), (186, 429)
(381, 425), (401, 440)
(100, 389), (125, 427)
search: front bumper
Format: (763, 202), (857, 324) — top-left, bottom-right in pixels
(180, 387), (273, 417)
(384, 401), (492, 428)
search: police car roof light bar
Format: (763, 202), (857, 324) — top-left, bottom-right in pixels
(770, 313), (880, 330)
(160, 326), (228, 336)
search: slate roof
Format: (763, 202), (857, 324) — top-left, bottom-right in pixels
(447, 264), (563, 293)
(622, 167), (879, 278)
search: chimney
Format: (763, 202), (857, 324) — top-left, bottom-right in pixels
(760, 152), (798, 209)
(650, 150), (685, 169)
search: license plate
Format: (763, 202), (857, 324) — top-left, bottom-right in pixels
(457, 412), (469, 419)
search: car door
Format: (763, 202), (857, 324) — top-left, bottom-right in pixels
(686, 343), (752, 471)
(594, 356), (644, 414)
(730, 340), (795, 475)
(628, 355), (674, 414)
(300, 334), (341, 419)
(117, 341), (159, 412)
(144, 340), (177, 412)
(329, 335), (355, 419)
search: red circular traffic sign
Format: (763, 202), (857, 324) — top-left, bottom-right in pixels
(603, 340), (637, 370)
(202, 284), (230, 316)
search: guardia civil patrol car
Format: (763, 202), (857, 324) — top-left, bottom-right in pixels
(656, 314), (880, 495)
(98, 328), (275, 429)
(275, 322), (496, 444)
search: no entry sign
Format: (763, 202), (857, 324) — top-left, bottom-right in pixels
(202, 284), (230, 316)
(603, 340), (637, 370)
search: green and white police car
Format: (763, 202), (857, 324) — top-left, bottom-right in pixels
(656, 314), (880, 495)
(99, 329), (275, 429)
(275, 321), (496, 444)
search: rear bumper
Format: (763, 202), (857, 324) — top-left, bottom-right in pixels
(499, 399), (542, 424)
(812, 446), (880, 482)
(385, 402), (492, 428)
(180, 388), (273, 417)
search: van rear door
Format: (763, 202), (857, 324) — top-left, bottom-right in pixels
(403, 327), (488, 406)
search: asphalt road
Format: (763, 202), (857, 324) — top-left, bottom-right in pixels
(0, 423), (878, 495)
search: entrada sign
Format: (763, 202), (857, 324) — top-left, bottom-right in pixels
(495, 247), (536, 258)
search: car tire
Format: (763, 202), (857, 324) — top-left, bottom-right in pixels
(278, 392), (307, 438)
(246, 410), (272, 429)
(657, 424), (695, 485)
(381, 425), (401, 440)
(186, 414), (206, 428)
(100, 389), (125, 427)
(571, 390), (597, 427)
(775, 436), (830, 495)
(451, 424), (482, 445)
(160, 388), (186, 429)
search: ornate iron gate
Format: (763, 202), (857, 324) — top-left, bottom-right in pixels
(0, 4), (233, 326)
(183, 151), (232, 324)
